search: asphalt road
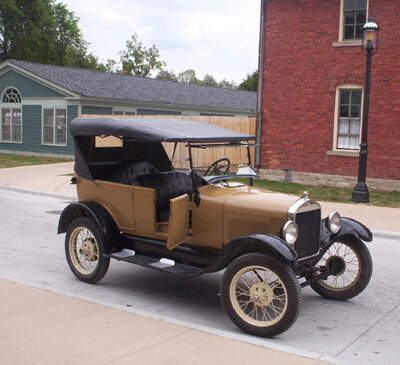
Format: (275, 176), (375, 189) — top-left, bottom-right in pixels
(0, 189), (399, 364)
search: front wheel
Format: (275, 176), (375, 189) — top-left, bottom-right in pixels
(310, 238), (372, 301)
(65, 217), (110, 284)
(220, 253), (301, 337)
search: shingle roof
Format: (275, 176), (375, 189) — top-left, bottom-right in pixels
(7, 60), (256, 113)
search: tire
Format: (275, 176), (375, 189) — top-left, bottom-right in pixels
(220, 253), (302, 337)
(310, 238), (372, 301)
(65, 217), (110, 284)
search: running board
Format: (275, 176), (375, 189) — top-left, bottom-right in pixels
(109, 249), (204, 276)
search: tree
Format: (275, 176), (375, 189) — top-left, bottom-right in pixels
(219, 79), (237, 89)
(0, 0), (57, 63)
(178, 69), (200, 84)
(238, 71), (258, 92)
(0, 0), (98, 69)
(202, 74), (218, 87)
(120, 33), (165, 77)
(156, 69), (178, 81)
(98, 59), (119, 73)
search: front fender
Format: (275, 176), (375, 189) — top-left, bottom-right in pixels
(319, 217), (372, 254)
(205, 234), (297, 273)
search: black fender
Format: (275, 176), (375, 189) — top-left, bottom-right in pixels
(205, 234), (297, 273)
(57, 201), (120, 253)
(318, 217), (372, 258)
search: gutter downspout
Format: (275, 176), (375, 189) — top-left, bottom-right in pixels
(256, 0), (266, 168)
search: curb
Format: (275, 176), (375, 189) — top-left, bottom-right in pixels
(0, 185), (76, 201)
(371, 230), (400, 240)
(1, 185), (399, 241)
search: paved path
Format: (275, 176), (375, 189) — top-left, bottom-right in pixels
(0, 189), (399, 364)
(1, 279), (324, 365)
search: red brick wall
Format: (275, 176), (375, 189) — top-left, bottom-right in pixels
(260, 0), (400, 180)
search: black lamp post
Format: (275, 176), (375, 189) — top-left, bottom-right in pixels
(351, 16), (380, 203)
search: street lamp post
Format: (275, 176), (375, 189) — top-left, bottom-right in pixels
(351, 16), (380, 203)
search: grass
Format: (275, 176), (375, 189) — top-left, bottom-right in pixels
(0, 153), (73, 169)
(236, 178), (400, 208)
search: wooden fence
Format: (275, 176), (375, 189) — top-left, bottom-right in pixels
(81, 114), (256, 169)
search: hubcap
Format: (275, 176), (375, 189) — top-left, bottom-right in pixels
(229, 266), (288, 327)
(69, 227), (99, 275)
(318, 242), (361, 291)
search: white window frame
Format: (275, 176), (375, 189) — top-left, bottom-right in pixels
(41, 108), (67, 146)
(0, 87), (23, 144)
(113, 110), (137, 116)
(0, 106), (23, 144)
(337, 0), (369, 43)
(333, 84), (364, 152)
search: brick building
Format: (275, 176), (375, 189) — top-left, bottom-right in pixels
(258, 0), (400, 190)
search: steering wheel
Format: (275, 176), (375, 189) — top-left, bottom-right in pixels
(204, 158), (231, 176)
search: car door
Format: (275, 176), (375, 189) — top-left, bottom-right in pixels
(167, 194), (189, 250)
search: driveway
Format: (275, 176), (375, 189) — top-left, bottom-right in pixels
(0, 189), (399, 364)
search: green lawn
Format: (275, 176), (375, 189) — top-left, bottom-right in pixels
(237, 178), (400, 208)
(0, 153), (73, 169)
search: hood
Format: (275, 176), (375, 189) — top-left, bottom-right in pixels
(221, 183), (299, 243)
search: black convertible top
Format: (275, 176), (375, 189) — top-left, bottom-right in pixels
(70, 117), (255, 142)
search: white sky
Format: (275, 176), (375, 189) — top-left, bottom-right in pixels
(60, 0), (261, 83)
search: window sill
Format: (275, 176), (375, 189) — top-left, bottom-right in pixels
(326, 150), (359, 157)
(42, 143), (68, 147)
(0, 140), (22, 144)
(332, 40), (362, 47)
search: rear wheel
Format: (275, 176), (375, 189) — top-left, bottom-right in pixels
(310, 238), (372, 301)
(65, 217), (110, 284)
(220, 253), (301, 337)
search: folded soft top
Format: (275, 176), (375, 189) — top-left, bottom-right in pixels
(70, 117), (255, 143)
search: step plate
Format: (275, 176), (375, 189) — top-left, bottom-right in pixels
(110, 251), (204, 277)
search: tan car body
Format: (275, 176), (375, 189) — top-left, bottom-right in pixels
(76, 177), (297, 250)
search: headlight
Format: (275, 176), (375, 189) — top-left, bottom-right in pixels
(283, 221), (298, 245)
(327, 212), (341, 234)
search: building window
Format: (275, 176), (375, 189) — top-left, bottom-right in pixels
(2, 88), (22, 103)
(113, 111), (136, 116)
(337, 89), (362, 150)
(343, 0), (367, 40)
(42, 108), (67, 145)
(1, 108), (22, 142)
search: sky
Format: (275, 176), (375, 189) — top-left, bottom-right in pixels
(60, 0), (261, 83)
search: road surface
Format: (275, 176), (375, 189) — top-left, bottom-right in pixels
(0, 189), (398, 364)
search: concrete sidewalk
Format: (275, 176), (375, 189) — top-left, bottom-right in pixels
(0, 162), (399, 233)
(0, 278), (325, 365)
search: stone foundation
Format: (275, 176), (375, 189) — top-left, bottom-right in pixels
(258, 169), (400, 192)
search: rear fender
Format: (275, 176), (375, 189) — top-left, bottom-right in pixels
(205, 234), (297, 273)
(58, 201), (120, 253)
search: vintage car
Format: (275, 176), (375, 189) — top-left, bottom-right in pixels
(58, 117), (373, 337)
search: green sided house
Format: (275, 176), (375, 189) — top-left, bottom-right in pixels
(0, 60), (256, 156)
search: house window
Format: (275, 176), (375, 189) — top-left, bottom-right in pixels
(43, 108), (67, 145)
(337, 89), (362, 150)
(113, 111), (136, 116)
(1, 108), (22, 142)
(2, 88), (22, 103)
(343, 0), (367, 40)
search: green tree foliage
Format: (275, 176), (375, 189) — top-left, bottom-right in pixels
(202, 74), (218, 87)
(0, 0), (98, 69)
(218, 79), (237, 89)
(178, 69), (200, 84)
(238, 70), (258, 91)
(98, 59), (118, 73)
(120, 33), (166, 77)
(156, 69), (178, 81)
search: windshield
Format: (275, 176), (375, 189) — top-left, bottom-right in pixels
(187, 142), (259, 183)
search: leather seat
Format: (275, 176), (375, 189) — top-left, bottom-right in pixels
(136, 171), (194, 222)
(110, 161), (158, 185)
